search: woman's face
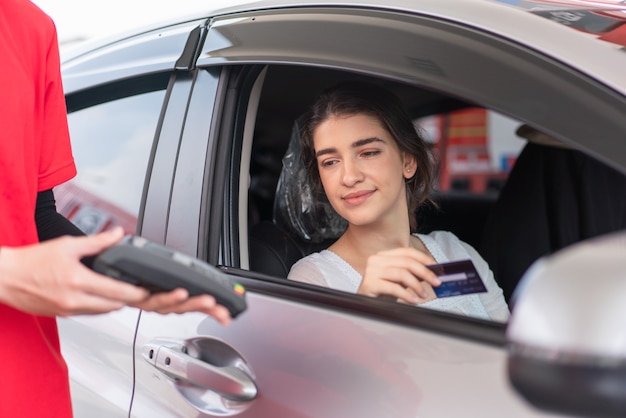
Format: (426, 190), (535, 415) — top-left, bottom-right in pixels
(313, 113), (416, 228)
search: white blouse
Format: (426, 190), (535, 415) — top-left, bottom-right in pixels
(288, 230), (510, 322)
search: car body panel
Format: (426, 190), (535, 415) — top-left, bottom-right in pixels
(132, 291), (555, 417)
(59, 308), (141, 418)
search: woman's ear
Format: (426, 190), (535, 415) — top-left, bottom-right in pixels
(403, 154), (417, 179)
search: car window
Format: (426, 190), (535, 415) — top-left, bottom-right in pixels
(55, 88), (166, 235)
(237, 62), (626, 323)
(241, 65), (520, 322)
(245, 65), (525, 272)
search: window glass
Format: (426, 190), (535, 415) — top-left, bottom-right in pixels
(55, 89), (166, 235)
(418, 108), (525, 196)
(413, 108), (526, 254)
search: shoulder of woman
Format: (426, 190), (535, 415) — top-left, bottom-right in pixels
(288, 251), (340, 288)
(424, 230), (459, 240)
(288, 251), (333, 277)
(291, 250), (327, 267)
(420, 230), (464, 248)
(418, 230), (481, 261)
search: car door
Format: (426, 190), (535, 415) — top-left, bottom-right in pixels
(56, 19), (209, 418)
(127, 4), (626, 417)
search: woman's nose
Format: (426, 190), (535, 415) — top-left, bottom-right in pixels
(341, 159), (363, 186)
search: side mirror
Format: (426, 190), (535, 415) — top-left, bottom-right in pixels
(506, 231), (626, 418)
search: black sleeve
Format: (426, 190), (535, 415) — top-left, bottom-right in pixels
(36, 189), (99, 267)
(35, 189), (85, 241)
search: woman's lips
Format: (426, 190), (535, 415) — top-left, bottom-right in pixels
(342, 190), (374, 205)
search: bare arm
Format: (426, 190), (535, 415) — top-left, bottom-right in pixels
(0, 228), (231, 324)
(0, 190), (231, 324)
(358, 247), (441, 304)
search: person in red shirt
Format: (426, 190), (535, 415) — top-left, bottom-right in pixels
(0, 1), (231, 416)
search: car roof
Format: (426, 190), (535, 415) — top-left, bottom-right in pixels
(63, 0), (626, 50)
(62, 0), (626, 96)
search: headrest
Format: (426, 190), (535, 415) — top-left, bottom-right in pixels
(516, 124), (572, 149)
(272, 118), (347, 243)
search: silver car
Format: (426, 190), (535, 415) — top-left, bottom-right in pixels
(57, 0), (626, 417)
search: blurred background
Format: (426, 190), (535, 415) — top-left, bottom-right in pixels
(32, 0), (230, 47)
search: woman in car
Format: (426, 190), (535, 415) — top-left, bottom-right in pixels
(287, 82), (509, 322)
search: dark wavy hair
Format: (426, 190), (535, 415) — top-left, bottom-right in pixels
(300, 82), (435, 232)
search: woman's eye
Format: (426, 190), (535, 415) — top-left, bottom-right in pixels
(361, 149), (381, 158)
(320, 159), (338, 168)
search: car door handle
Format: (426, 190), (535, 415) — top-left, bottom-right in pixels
(143, 342), (257, 402)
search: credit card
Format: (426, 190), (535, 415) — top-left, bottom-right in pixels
(427, 259), (487, 298)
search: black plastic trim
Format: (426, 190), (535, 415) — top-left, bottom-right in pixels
(175, 24), (208, 71)
(66, 72), (171, 113)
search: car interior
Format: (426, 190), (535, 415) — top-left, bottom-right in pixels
(243, 65), (517, 287)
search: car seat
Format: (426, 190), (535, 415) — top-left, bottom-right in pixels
(248, 118), (344, 277)
(479, 125), (626, 303)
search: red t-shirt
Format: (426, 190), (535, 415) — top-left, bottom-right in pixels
(0, 1), (77, 416)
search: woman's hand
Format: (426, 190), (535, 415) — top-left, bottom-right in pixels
(357, 247), (441, 304)
(0, 227), (231, 325)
